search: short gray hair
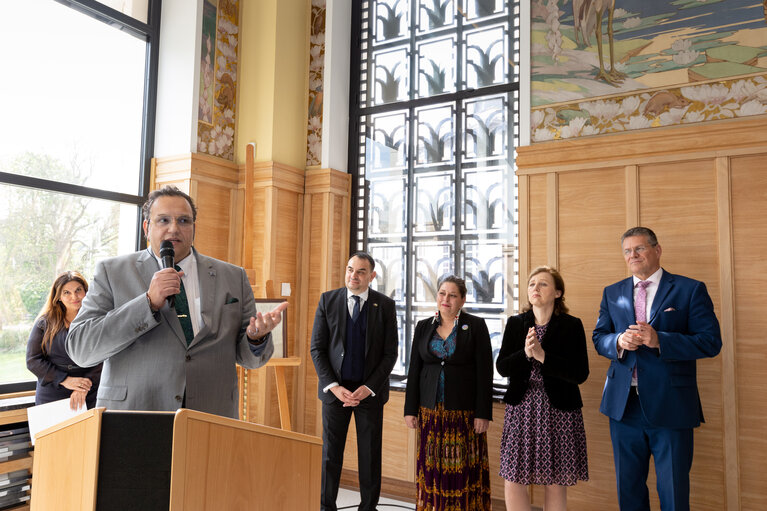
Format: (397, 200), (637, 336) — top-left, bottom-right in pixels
(621, 226), (658, 246)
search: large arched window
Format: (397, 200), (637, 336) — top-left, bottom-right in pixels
(349, 0), (520, 382)
(0, 0), (161, 390)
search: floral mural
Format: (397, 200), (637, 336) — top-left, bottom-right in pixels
(306, 0), (326, 167)
(531, 0), (767, 141)
(197, 0), (239, 161)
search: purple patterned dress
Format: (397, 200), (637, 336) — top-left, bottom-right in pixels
(499, 323), (589, 486)
(415, 322), (492, 511)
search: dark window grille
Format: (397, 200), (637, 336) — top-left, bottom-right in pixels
(349, 0), (520, 382)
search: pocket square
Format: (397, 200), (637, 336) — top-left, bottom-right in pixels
(664, 307), (676, 312)
(226, 297), (239, 304)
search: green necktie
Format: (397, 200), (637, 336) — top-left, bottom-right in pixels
(174, 265), (194, 345)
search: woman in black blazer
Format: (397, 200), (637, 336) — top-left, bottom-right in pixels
(496, 266), (589, 511)
(26, 271), (102, 410)
(404, 275), (493, 511)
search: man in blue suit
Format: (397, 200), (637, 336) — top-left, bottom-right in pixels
(593, 226), (721, 511)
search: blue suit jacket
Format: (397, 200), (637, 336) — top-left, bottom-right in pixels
(593, 269), (721, 429)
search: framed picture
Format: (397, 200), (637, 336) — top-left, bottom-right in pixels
(254, 299), (288, 358)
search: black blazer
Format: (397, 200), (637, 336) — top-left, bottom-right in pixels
(310, 287), (399, 405)
(496, 310), (588, 411)
(404, 312), (493, 420)
(26, 318), (102, 408)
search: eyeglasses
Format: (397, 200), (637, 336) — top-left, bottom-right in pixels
(150, 215), (194, 228)
(623, 245), (655, 256)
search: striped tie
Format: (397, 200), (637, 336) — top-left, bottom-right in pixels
(174, 265), (194, 345)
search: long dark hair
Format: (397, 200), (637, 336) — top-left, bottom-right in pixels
(37, 271), (88, 355)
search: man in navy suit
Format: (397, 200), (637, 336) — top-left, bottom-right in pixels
(310, 252), (398, 511)
(593, 226), (721, 511)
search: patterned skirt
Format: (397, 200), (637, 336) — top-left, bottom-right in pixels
(499, 363), (588, 486)
(416, 404), (492, 511)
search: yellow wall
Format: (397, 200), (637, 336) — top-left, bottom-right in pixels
(236, 0), (309, 169)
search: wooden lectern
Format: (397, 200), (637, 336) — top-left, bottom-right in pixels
(30, 408), (321, 510)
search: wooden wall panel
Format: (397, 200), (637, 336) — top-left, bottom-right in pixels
(527, 173), (548, 273)
(514, 116), (767, 510)
(639, 160), (725, 511)
(556, 167), (626, 510)
(194, 182), (233, 262)
(300, 169), (352, 438)
(486, 401), (507, 504)
(730, 155), (767, 511)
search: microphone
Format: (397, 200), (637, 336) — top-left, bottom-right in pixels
(159, 240), (176, 308)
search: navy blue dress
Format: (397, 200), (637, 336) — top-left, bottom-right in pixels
(26, 318), (102, 408)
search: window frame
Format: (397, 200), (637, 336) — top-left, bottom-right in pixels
(0, 0), (162, 394)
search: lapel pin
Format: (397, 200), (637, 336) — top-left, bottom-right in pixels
(373, 303), (379, 307)
(462, 324), (468, 330)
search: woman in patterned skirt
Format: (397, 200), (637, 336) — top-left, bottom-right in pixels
(404, 275), (494, 510)
(496, 266), (589, 511)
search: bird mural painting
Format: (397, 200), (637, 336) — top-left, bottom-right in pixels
(572, 0), (627, 86)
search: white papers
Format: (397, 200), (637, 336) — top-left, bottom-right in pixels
(26, 399), (86, 445)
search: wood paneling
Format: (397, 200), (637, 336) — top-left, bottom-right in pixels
(241, 161), (306, 429)
(514, 115), (767, 510)
(730, 154), (767, 511)
(299, 169), (351, 437)
(640, 160), (724, 510)
(527, 174), (548, 275)
(557, 167), (626, 510)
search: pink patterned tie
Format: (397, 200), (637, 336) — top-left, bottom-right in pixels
(633, 280), (651, 382)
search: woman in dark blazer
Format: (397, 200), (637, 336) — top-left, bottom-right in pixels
(496, 266), (589, 511)
(404, 275), (493, 511)
(26, 271), (102, 410)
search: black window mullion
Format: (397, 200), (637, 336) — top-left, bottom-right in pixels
(404, 104), (416, 371)
(454, 99), (463, 277)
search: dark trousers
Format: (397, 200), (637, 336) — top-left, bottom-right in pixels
(321, 395), (384, 511)
(609, 387), (694, 511)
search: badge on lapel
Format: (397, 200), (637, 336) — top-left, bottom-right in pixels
(461, 324), (468, 330)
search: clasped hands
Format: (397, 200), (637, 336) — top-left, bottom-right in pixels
(524, 327), (545, 363)
(618, 321), (659, 351)
(61, 376), (91, 411)
(331, 385), (372, 407)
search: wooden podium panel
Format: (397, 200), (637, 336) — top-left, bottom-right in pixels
(30, 408), (322, 510)
(170, 409), (322, 510)
(31, 408), (103, 511)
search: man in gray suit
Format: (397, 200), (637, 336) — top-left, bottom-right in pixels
(67, 186), (287, 419)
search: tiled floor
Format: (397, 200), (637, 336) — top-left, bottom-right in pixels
(335, 487), (415, 510)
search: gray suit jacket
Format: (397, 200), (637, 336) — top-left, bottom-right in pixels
(67, 248), (273, 418)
